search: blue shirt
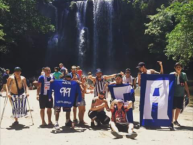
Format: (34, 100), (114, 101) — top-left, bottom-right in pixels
(38, 75), (54, 95)
(70, 72), (80, 80)
(49, 80), (82, 107)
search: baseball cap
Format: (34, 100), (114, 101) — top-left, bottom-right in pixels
(116, 99), (124, 103)
(96, 68), (102, 74)
(136, 62), (145, 68)
(14, 67), (22, 72)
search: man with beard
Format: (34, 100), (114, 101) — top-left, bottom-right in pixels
(88, 91), (110, 128)
(88, 68), (122, 97)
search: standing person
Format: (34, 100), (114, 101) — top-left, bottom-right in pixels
(70, 66), (81, 123)
(53, 67), (62, 80)
(88, 91), (110, 128)
(136, 61), (163, 86)
(123, 68), (136, 108)
(110, 99), (137, 139)
(76, 66), (83, 78)
(1, 69), (10, 92)
(170, 62), (190, 131)
(59, 63), (68, 79)
(37, 67), (54, 127)
(88, 68), (122, 97)
(78, 75), (87, 125)
(6, 67), (29, 125)
(52, 74), (79, 129)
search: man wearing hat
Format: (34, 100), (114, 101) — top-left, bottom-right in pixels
(110, 99), (137, 139)
(88, 68), (122, 97)
(170, 62), (190, 130)
(88, 91), (110, 128)
(6, 67), (29, 126)
(136, 61), (163, 86)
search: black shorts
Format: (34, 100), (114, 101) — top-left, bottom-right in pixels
(88, 111), (110, 124)
(55, 107), (71, 113)
(173, 97), (184, 109)
(39, 95), (53, 109)
(115, 123), (128, 133)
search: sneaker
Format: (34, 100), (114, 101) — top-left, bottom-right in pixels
(170, 123), (176, 131)
(174, 121), (181, 127)
(126, 132), (138, 139)
(12, 121), (19, 126)
(54, 124), (60, 130)
(65, 120), (72, 127)
(91, 122), (96, 128)
(111, 131), (123, 138)
(73, 119), (78, 124)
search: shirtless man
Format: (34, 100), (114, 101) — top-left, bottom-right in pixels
(88, 91), (110, 128)
(136, 61), (163, 86)
(6, 67), (29, 125)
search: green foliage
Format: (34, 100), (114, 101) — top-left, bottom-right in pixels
(145, 1), (193, 66)
(0, 0), (55, 53)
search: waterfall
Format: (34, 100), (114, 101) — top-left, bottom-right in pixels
(76, 1), (88, 68)
(93, 0), (114, 70)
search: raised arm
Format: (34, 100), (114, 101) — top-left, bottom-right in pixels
(87, 75), (96, 83)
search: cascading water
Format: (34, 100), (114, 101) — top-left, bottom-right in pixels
(76, 1), (89, 68)
(93, 0), (114, 70)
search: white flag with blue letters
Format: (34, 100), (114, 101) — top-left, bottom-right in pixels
(140, 74), (175, 127)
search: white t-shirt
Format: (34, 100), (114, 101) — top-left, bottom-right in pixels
(123, 76), (134, 84)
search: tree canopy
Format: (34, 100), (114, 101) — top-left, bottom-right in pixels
(0, 0), (54, 53)
(145, 1), (193, 66)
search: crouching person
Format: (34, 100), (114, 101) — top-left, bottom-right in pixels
(110, 99), (137, 139)
(88, 91), (110, 128)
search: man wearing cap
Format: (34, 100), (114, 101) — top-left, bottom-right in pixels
(6, 67), (29, 125)
(110, 99), (137, 139)
(1, 69), (10, 92)
(136, 61), (163, 86)
(88, 68), (121, 97)
(169, 62), (190, 130)
(37, 67), (54, 127)
(88, 91), (110, 128)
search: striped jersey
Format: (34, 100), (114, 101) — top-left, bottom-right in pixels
(94, 76), (106, 97)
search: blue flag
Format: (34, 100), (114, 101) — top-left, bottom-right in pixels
(49, 80), (82, 107)
(108, 84), (134, 123)
(140, 74), (175, 127)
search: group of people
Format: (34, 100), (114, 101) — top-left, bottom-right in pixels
(1, 61), (191, 138)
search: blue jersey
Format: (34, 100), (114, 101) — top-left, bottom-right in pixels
(70, 72), (80, 80)
(38, 75), (54, 95)
(49, 80), (82, 107)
